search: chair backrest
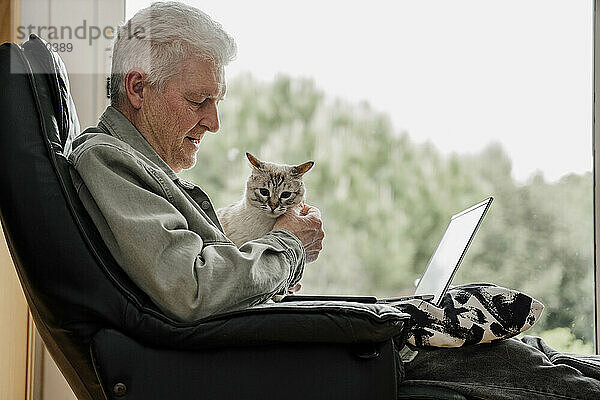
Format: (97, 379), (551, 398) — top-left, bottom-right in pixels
(0, 34), (117, 400)
(0, 34), (176, 400)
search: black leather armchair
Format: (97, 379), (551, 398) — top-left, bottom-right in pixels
(0, 35), (467, 400)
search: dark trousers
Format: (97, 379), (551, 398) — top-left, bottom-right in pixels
(403, 336), (600, 399)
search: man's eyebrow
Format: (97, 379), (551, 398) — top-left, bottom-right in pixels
(187, 84), (227, 100)
(186, 86), (226, 101)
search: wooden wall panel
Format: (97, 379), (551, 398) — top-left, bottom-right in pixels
(0, 0), (20, 43)
(0, 226), (29, 400)
(0, 0), (10, 43)
(1, 2), (33, 399)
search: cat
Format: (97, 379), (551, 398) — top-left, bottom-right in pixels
(217, 152), (314, 248)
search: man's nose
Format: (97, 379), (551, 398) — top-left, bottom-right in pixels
(200, 100), (220, 133)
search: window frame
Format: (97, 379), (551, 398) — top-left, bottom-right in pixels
(593, 0), (600, 356)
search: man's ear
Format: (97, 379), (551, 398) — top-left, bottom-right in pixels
(124, 68), (146, 110)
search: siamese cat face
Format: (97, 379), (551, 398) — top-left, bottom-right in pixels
(244, 152), (313, 218)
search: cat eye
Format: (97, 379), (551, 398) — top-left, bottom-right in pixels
(259, 188), (270, 196)
(280, 191), (292, 199)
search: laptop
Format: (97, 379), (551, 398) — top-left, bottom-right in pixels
(279, 196), (493, 307)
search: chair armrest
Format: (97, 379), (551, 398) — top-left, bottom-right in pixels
(122, 300), (411, 350)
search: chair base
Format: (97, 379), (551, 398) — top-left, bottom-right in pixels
(91, 329), (399, 400)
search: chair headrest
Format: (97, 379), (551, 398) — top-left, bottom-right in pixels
(21, 34), (80, 154)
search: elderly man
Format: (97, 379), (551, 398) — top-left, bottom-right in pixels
(69, 1), (323, 322)
(69, 2), (600, 399)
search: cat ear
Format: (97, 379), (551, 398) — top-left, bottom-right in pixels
(292, 161), (314, 177)
(246, 152), (264, 170)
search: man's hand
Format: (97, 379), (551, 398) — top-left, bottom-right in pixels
(273, 203), (324, 263)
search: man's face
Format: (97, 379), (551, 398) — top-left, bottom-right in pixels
(140, 56), (226, 172)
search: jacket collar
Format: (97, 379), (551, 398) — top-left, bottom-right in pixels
(98, 106), (179, 181)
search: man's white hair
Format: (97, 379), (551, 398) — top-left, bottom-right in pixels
(110, 1), (237, 107)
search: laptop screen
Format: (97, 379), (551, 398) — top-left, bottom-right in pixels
(413, 197), (492, 306)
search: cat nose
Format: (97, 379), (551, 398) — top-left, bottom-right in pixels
(269, 204), (277, 211)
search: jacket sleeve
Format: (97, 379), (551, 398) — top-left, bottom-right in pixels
(69, 141), (305, 322)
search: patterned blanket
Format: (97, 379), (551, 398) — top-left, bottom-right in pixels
(394, 283), (544, 348)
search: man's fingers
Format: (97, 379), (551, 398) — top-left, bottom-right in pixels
(306, 206), (321, 219)
(300, 204), (321, 219)
(304, 238), (323, 250)
(305, 250), (321, 263)
(299, 202), (308, 216)
(304, 234), (323, 263)
(275, 203), (323, 256)
(295, 228), (324, 249)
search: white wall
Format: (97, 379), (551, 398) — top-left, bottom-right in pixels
(20, 0), (125, 128)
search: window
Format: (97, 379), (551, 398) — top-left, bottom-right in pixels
(127, 0), (596, 353)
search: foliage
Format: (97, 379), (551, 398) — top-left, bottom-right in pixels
(181, 74), (594, 352)
(529, 328), (594, 355)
